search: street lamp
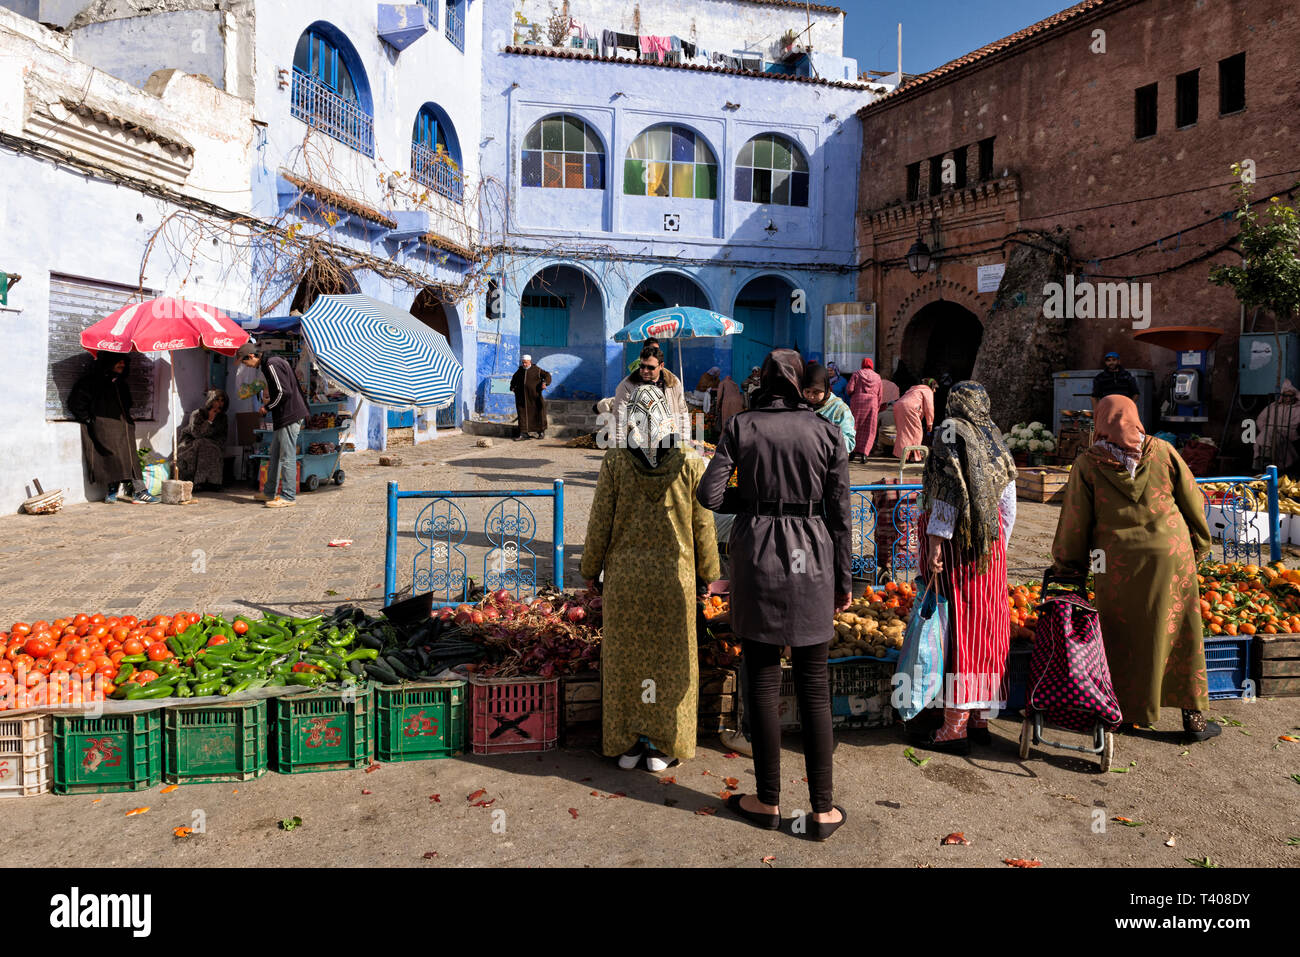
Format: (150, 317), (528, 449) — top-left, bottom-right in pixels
(906, 221), (932, 276)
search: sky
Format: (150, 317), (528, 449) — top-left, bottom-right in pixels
(829, 0), (1079, 76)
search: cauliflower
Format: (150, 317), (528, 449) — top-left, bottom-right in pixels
(1028, 439), (1043, 452)
(1042, 439), (1056, 452)
(1028, 421), (1045, 432)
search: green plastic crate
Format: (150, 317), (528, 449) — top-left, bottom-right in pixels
(164, 700), (268, 785)
(270, 685), (373, 773)
(53, 712), (161, 795)
(375, 680), (466, 761)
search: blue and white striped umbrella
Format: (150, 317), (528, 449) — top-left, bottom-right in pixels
(300, 294), (462, 409)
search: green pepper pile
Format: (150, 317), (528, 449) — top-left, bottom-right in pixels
(110, 608), (379, 701)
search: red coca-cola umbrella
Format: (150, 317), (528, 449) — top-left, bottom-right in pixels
(81, 297), (248, 355)
(81, 297), (250, 469)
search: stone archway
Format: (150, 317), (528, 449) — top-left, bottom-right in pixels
(886, 277), (986, 365)
(899, 301), (983, 418)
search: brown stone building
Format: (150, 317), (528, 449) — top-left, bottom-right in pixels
(855, 0), (1299, 444)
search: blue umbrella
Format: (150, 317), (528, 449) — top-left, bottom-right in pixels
(612, 306), (743, 342)
(300, 294), (462, 409)
(612, 306), (743, 385)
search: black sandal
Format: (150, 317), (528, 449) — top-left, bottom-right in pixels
(905, 728), (972, 756)
(810, 805), (848, 842)
(968, 725), (992, 746)
(725, 793), (780, 831)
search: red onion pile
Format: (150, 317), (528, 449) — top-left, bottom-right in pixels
(437, 587), (603, 679)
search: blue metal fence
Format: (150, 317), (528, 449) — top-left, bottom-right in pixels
(385, 481), (564, 606)
(1196, 465), (1281, 564)
(411, 142), (464, 203)
(445, 0), (464, 51)
(290, 68), (375, 156)
(848, 483), (923, 585)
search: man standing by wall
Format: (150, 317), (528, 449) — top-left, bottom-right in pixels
(236, 342), (308, 508)
(511, 354), (552, 441)
(1091, 351), (1140, 407)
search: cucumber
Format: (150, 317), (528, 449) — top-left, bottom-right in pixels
(364, 661), (400, 684)
(347, 660), (366, 677)
(385, 656), (415, 679)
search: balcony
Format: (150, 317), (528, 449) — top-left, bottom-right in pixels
(290, 68), (374, 156)
(445, 1), (464, 52)
(411, 141), (464, 203)
(415, 0), (438, 29)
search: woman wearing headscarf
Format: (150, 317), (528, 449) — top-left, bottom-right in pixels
(844, 358), (882, 464)
(582, 385), (720, 773)
(892, 380), (935, 462)
(717, 373), (745, 430)
(1050, 394), (1218, 740)
(177, 389), (230, 491)
(67, 353), (156, 504)
(802, 362), (856, 454)
(825, 362), (848, 401)
(698, 349), (852, 841)
(910, 381), (1018, 754)
(1253, 379), (1300, 474)
(697, 366), (722, 393)
(741, 366), (763, 406)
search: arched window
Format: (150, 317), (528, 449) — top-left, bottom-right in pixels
(624, 125), (717, 199)
(521, 115), (604, 189)
(411, 103), (463, 202)
(735, 134), (809, 206)
(291, 24), (373, 155)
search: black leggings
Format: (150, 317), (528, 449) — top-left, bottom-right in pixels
(742, 639), (834, 813)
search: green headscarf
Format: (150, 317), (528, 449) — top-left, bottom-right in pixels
(921, 381), (1017, 571)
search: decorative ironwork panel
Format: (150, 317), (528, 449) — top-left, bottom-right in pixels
(1199, 479), (1264, 564)
(413, 498), (469, 602)
(891, 491), (922, 581)
(289, 69), (375, 156)
(484, 497), (539, 596)
(849, 490), (878, 582)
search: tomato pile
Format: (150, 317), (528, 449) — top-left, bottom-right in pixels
(860, 579), (916, 618)
(1197, 561), (1300, 636)
(0, 611), (200, 711)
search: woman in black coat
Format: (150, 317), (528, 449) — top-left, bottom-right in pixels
(697, 349), (852, 841)
(67, 353), (147, 503)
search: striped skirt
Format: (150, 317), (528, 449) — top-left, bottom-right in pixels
(917, 512), (1010, 709)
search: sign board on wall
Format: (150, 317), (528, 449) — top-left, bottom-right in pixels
(977, 263), (1006, 293)
(824, 303), (876, 370)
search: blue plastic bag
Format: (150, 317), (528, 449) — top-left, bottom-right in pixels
(892, 580), (948, 721)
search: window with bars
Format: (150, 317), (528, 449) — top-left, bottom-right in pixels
(1134, 82), (1158, 139)
(445, 0), (464, 52)
(623, 125), (718, 199)
(411, 104), (463, 202)
(734, 133), (809, 206)
(521, 115), (604, 190)
(291, 27), (372, 155)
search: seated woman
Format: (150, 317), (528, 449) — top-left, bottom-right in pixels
(178, 389), (229, 491)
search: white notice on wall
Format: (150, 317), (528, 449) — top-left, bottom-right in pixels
(824, 303), (876, 370)
(977, 263), (1006, 293)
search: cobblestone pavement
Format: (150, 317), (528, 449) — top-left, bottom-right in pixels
(3, 437), (1298, 868)
(0, 436), (1072, 624)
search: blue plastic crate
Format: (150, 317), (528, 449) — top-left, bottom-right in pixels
(1204, 636), (1251, 700)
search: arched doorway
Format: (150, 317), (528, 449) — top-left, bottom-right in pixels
(899, 301), (983, 419)
(288, 259), (357, 314)
(624, 272), (709, 386)
(411, 288), (460, 427)
(731, 275), (798, 381)
(520, 265), (603, 399)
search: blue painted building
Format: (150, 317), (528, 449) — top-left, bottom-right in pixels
(473, 0), (874, 418)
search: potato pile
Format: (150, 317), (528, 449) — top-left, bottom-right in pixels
(831, 599), (906, 659)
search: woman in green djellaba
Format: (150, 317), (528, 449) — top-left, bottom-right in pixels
(581, 384), (720, 773)
(1050, 394), (1220, 741)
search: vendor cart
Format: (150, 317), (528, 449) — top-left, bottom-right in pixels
(251, 401), (348, 494)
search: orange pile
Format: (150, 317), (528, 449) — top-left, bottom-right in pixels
(1198, 561), (1300, 636)
(859, 579), (916, 618)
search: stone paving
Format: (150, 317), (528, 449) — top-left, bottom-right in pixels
(0, 434), (1072, 623)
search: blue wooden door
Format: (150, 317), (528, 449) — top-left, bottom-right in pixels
(387, 409), (415, 427)
(732, 301), (776, 380)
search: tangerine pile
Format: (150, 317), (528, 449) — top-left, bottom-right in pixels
(1197, 561), (1300, 636)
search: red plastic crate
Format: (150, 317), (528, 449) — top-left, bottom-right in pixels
(469, 676), (558, 755)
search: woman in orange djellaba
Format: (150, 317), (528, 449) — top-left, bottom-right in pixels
(1050, 394), (1219, 741)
